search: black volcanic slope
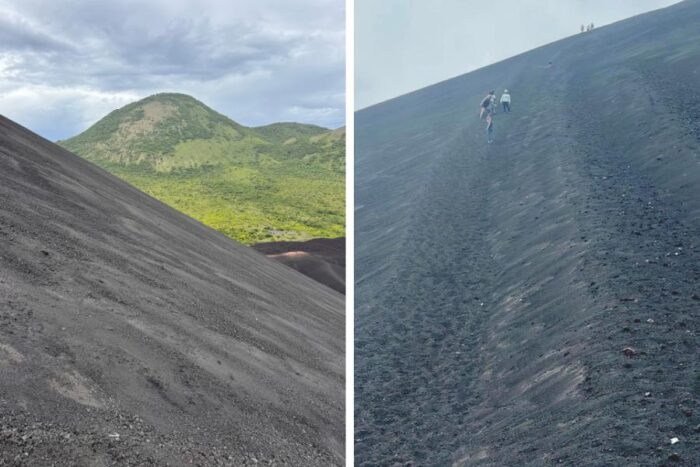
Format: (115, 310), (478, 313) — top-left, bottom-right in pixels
(253, 238), (346, 294)
(355, 1), (700, 465)
(0, 116), (344, 465)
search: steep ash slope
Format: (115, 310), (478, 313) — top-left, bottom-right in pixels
(0, 116), (344, 465)
(355, 1), (700, 465)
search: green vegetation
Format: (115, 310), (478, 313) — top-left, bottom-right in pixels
(60, 93), (345, 244)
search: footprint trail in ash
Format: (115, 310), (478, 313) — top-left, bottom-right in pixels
(355, 1), (700, 465)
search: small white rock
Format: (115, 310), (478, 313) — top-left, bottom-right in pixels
(670, 437), (679, 445)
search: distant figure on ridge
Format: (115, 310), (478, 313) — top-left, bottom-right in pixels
(581, 24), (585, 33)
(480, 91), (495, 118)
(590, 22), (595, 30)
(500, 89), (511, 113)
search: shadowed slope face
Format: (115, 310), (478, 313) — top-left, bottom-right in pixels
(60, 93), (345, 244)
(356, 1), (700, 465)
(0, 116), (344, 465)
(253, 237), (346, 294)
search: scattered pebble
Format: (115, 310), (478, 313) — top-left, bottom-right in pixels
(670, 437), (679, 445)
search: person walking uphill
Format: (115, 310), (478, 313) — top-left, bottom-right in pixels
(486, 113), (494, 143)
(480, 91), (495, 118)
(500, 89), (511, 113)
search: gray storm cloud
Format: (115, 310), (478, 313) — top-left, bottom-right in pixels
(0, 0), (344, 140)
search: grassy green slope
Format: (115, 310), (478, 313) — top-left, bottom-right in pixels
(60, 93), (344, 244)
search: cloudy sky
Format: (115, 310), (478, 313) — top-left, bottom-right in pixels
(356, 0), (682, 109)
(0, 0), (344, 141)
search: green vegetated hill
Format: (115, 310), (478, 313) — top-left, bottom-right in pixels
(60, 93), (344, 244)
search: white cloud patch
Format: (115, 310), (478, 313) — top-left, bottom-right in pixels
(0, 85), (140, 140)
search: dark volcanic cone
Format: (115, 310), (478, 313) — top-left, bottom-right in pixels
(355, 1), (700, 465)
(0, 116), (344, 465)
(253, 237), (346, 294)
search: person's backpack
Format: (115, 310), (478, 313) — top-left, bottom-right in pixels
(481, 96), (491, 108)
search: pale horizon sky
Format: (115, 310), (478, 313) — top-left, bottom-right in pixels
(356, 0), (683, 110)
(0, 0), (345, 141)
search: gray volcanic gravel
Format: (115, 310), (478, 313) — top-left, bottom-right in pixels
(355, 1), (700, 465)
(0, 116), (344, 466)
